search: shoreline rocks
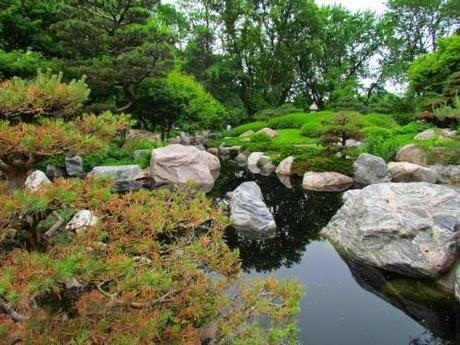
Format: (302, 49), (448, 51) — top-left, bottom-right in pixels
(150, 144), (220, 190)
(353, 153), (391, 185)
(322, 182), (460, 279)
(387, 162), (437, 183)
(276, 156), (294, 176)
(302, 172), (353, 192)
(229, 181), (276, 237)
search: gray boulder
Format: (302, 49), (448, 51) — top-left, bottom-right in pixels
(415, 128), (457, 141)
(219, 145), (241, 157)
(65, 155), (84, 177)
(387, 162), (437, 183)
(353, 153), (391, 185)
(430, 165), (460, 185)
(229, 182), (276, 237)
(150, 144), (220, 189)
(179, 132), (191, 145)
(88, 165), (145, 181)
(302, 171), (353, 192)
(276, 156), (294, 176)
(322, 183), (460, 279)
(24, 170), (51, 192)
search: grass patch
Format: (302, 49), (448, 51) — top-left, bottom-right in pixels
(228, 121), (268, 136)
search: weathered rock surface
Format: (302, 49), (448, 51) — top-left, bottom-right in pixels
(276, 156), (294, 176)
(229, 182), (276, 237)
(65, 155), (84, 177)
(353, 153), (391, 185)
(302, 171), (353, 192)
(88, 165), (145, 181)
(415, 128), (457, 141)
(66, 210), (98, 234)
(234, 153), (248, 167)
(247, 152), (265, 174)
(25, 170), (51, 192)
(257, 155), (276, 176)
(430, 165), (460, 185)
(150, 144), (220, 188)
(322, 183), (460, 279)
(456, 266), (460, 303)
(219, 145), (241, 157)
(387, 162), (437, 183)
(207, 147), (219, 156)
(257, 127), (278, 139)
(396, 144), (428, 166)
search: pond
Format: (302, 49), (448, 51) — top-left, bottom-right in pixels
(209, 160), (460, 345)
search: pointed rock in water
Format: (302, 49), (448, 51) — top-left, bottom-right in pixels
(24, 170), (51, 192)
(302, 171), (353, 192)
(353, 153), (391, 185)
(276, 156), (294, 176)
(322, 182), (460, 279)
(229, 181), (276, 237)
(387, 162), (437, 183)
(257, 155), (276, 176)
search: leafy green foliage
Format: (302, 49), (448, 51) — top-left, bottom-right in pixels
(228, 121), (269, 137)
(136, 70), (228, 136)
(269, 111), (334, 129)
(254, 103), (303, 121)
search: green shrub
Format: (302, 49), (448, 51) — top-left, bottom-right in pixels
(391, 121), (431, 135)
(292, 156), (354, 176)
(250, 132), (272, 143)
(353, 113), (397, 128)
(392, 113), (416, 125)
(300, 122), (325, 137)
(228, 121), (268, 136)
(364, 128), (404, 161)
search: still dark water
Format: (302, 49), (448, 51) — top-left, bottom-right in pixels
(209, 160), (460, 345)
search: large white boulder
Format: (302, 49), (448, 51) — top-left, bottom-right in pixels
(150, 144), (220, 188)
(322, 183), (460, 279)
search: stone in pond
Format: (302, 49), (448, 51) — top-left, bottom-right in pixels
(229, 181), (276, 237)
(322, 182), (460, 279)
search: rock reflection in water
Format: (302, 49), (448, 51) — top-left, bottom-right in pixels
(344, 259), (460, 345)
(210, 160), (343, 272)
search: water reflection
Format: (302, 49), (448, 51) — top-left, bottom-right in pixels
(210, 160), (343, 272)
(344, 259), (460, 345)
(211, 160), (460, 344)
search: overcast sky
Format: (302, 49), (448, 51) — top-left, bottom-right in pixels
(316, 0), (386, 13)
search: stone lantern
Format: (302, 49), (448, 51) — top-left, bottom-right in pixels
(309, 102), (318, 112)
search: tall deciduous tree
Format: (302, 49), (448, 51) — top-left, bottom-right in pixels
(383, 0), (460, 80)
